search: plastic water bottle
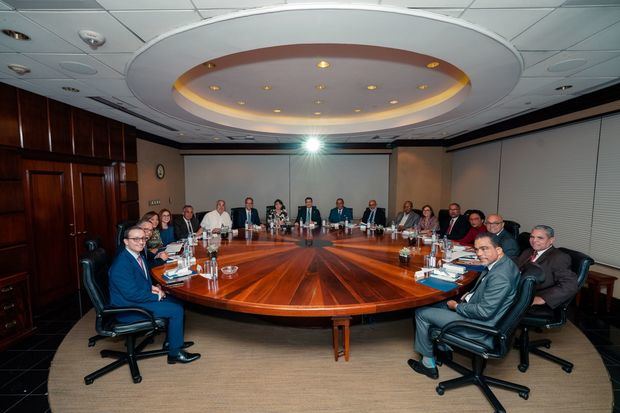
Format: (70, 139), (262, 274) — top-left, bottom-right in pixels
(345, 218), (349, 228)
(211, 257), (218, 280)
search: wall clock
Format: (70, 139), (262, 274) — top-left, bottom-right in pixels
(155, 163), (165, 179)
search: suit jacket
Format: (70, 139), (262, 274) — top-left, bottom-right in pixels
(232, 208), (261, 229)
(496, 229), (520, 258)
(361, 207), (387, 227)
(173, 215), (200, 240)
(296, 206), (322, 225)
(394, 211), (420, 229)
(109, 248), (157, 308)
(456, 254), (520, 323)
(439, 214), (470, 240)
(328, 207), (353, 223)
(517, 246), (577, 309)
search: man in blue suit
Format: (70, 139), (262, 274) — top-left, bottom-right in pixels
(295, 197), (322, 226)
(232, 197), (262, 229)
(328, 198), (353, 223)
(108, 226), (200, 364)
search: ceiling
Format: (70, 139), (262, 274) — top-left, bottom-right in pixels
(0, 0), (619, 145)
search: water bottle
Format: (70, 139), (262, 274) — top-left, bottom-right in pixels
(442, 235), (448, 251)
(390, 220), (396, 232)
(345, 218), (349, 228)
(211, 257), (218, 280)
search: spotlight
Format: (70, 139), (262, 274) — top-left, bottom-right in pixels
(303, 136), (322, 153)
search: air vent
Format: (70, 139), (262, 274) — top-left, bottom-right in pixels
(88, 97), (177, 131)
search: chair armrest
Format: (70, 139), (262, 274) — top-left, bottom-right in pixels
(101, 307), (161, 331)
(437, 320), (502, 341)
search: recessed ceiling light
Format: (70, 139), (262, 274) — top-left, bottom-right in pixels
(316, 60), (330, 69)
(426, 61), (440, 69)
(209, 85), (220, 91)
(203, 62), (216, 69)
(262, 85), (272, 91)
(555, 85), (573, 91)
(353, 109), (362, 113)
(314, 100), (323, 105)
(7, 64), (30, 75)
(366, 85), (378, 90)
(2, 29), (30, 41)
(314, 112), (321, 116)
(273, 109), (282, 113)
(61, 86), (80, 93)
(389, 100), (399, 105)
(213, 137), (220, 141)
(78, 29), (105, 49)
(417, 84), (429, 90)
(178, 132), (184, 136)
(315, 84), (326, 90)
(237, 100), (246, 105)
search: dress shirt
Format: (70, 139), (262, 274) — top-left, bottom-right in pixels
(368, 209), (376, 224)
(245, 209), (252, 224)
(184, 218), (194, 234)
(531, 246), (552, 262)
(201, 210), (232, 230)
(306, 208), (312, 223)
(399, 213), (410, 226)
(462, 259), (498, 303)
(126, 247), (149, 280)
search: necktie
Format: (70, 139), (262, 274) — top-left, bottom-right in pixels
(306, 208), (311, 224)
(186, 219), (193, 234)
(447, 218), (456, 235)
(530, 251), (538, 262)
(247, 210), (251, 224)
(369, 209), (375, 224)
(137, 255), (148, 279)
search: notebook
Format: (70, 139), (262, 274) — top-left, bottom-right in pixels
(417, 277), (459, 292)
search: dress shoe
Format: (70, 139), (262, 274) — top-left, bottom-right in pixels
(168, 350), (201, 364)
(407, 359), (438, 379)
(163, 341), (194, 350)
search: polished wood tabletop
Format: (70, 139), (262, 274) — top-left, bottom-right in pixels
(151, 227), (479, 318)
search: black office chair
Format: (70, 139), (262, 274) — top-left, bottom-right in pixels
(266, 205), (275, 218)
(431, 264), (542, 413)
(230, 207), (246, 229)
(515, 248), (594, 374)
(438, 209), (449, 224)
(503, 220), (520, 240)
(195, 210), (208, 224)
(517, 232), (531, 254)
(116, 220), (136, 252)
(84, 237), (100, 252)
(81, 248), (168, 385)
(413, 208), (422, 216)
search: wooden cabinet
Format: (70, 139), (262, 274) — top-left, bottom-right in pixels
(48, 100), (73, 155)
(18, 90), (50, 152)
(0, 84), (20, 148)
(0, 273), (34, 343)
(73, 109), (93, 157)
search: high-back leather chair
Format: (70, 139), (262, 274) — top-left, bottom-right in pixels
(81, 248), (168, 385)
(230, 207), (246, 229)
(412, 208), (422, 217)
(195, 210), (208, 224)
(115, 220), (137, 252)
(518, 231), (531, 254)
(431, 264), (542, 412)
(515, 247), (594, 374)
(503, 220), (520, 240)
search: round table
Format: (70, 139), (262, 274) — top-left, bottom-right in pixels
(151, 226), (478, 360)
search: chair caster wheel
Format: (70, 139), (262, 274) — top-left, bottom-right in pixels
(133, 376), (142, 384)
(543, 343), (551, 349)
(84, 378), (94, 385)
(436, 360), (443, 367)
(518, 364), (528, 373)
(435, 386), (445, 396)
(519, 391), (529, 400)
(88, 340), (96, 347)
(562, 366), (572, 373)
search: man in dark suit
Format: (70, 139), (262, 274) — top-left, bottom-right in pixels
(517, 225), (577, 312)
(233, 197), (262, 229)
(439, 202), (470, 240)
(295, 196), (321, 226)
(328, 198), (353, 223)
(108, 226), (200, 364)
(173, 205), (202, 240)
(408, 233), (520, 379)
(394, 200), (420, 230)
(361, 199), (387, 227)
(485, 214), (520, 258)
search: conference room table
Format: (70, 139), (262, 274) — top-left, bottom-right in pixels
(151, 226), (479, 361)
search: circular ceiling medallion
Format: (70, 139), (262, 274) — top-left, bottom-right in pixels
(127, 5), (522, 136)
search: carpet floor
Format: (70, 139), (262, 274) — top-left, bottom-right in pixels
(48, 310), (612, 412)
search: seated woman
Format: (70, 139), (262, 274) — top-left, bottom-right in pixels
(455, 210), (487, 246)
(141, 211), (163, 252)
(415, 204), (438, 235)
(159, 208), (175, 246)
(269, 199), (288, 225)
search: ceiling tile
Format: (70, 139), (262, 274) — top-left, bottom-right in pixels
(193, 0), (281, 7)
(90, 52), (131, 74)
(512, 7), (620, 51)
(460, 8), (553, 40)
(421, 8), (464, 17)
(24, 52), (123, 77)
(381, 0), (472, 6)
(523, 50), (620, 77)
(22, 10), (144, 52)
(508, 76), (564, 96)
(531, 77), (618, 96)
(0, 1), (12, 10)
(569, 21), (620, 50)
(110, 10), (202, 42)
(520, 51), (559, 68)
(0, 52), (68, 78)
(23, 77), (103, 96)
(88, 77), (133, 96)
(0, 43), (13, 51)
(470, 0), (565, 7)
(1, 0), (102, 9)
(571, 55), (620, 77)
(0, 11), (82, 52)
(496, 94), (568, 109)
(96, 0), (195, 10)
(197, 9), (239, 19)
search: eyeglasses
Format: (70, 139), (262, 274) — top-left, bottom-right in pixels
(486, 221), (503, 225)
(127, 237), (148, 242)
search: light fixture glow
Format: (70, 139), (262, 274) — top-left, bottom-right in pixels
(237, 100), (246, 105)
(304, 136), (322, 153)
(209, 85), (220, 91)
(262, 85), (272, 91)
(314, 100), (323, 105)
(417, 84), (429, 90)
(7, 64), (30, 75)
(78, 29), (105, 49)
(389, 100), (399, 105)
(426, 61), (440, 69)
(273, 109), (282, 113)
(314, 112), (321, 116)
(555, 85), (573, 91)
(203, 62), (216, 69)
(316, 60), (330, 69)
(2, 29), (30, 41)
(315, 84), (326, 90)
(366, 85), (378, 90)
(353, 108), (362, 113)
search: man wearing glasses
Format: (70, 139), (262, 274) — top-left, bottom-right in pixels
(485, 214), (520, 258)
(108, 226), (200, 364)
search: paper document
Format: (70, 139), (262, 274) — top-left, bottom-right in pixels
(165, 243), (183, 254)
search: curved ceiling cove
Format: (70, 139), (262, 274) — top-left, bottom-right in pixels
(127, 5), (522, 136)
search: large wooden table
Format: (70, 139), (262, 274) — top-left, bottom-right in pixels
(151, 227), (479, 361)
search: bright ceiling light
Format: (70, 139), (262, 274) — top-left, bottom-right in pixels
(315, 84), (326, 90)
(304, 136), (322, 153)
(316, 60), (330, 69)
(426, 61), (440, 69)
(262, 85), (272, 91)
(209, 85), (220, 91)
(366, 85), (378, 90)
(389, 100), (399, 105)
(314, 100), (323, 105)
(417, 84), (429, 90)
(237, 100), (246, 105)
(314, 112), (321, 116)
(273, 109), (282, 113)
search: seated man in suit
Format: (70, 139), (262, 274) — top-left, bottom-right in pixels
(485, 214), (520, 258)
(137, 219), (168, 267)
(394, 200), (420, 230)
(109, 226), (200, 364)
(439, 202), (470, 240)
(233, 197), (262, 229)
(517, 225), (577, 313)
(173, 205), (202, 240)
(201, 199), (232, 233)
(408, 233), (520, 379)
(295, 197), (322, 226)
(361, 199), (386, 227)
(328, 198), (353, 223)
